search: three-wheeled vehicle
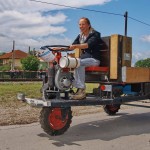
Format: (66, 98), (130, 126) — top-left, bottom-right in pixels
(18, 34), (150, 136)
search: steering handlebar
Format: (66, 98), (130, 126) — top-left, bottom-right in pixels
(40, 45), (72, 52)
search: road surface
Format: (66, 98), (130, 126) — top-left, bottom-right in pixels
(0, 106), (150, 150)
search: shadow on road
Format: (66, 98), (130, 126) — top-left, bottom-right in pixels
(38, 111), (150, 147)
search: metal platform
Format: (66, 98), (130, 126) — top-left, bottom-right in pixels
(18, 94), (150, 107)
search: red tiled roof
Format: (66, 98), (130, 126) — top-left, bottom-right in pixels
(0, 50), (28, 59)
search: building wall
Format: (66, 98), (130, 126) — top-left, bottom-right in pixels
(2, 58), (22, 67)
(14, 59), (22, 67)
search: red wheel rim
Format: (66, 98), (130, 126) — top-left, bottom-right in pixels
(108, 105), (118, 111)
(48, 108), (68, 130)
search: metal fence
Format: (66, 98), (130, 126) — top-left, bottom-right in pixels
(0, 71), (46, 81)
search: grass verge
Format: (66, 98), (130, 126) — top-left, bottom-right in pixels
(0, 82), (100, 126)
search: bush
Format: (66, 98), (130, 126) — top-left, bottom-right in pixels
(21, 55), (40, 71)
(0, 64), (11, 71)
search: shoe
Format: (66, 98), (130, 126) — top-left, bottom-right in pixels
(70, 88), (79, 96)
(71, 88), (86, 100)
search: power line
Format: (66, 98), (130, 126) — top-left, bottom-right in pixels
(29, 0), (150, 27)
(128, 16), (150, 27)
(29, 0), (123, 16)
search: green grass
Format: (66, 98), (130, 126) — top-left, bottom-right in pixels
(0, 82), (99, 107)
(0, 82), (100, 125)
(0, 82), (42, 107)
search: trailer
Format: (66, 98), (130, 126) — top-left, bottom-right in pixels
(17, 34), (150, 136)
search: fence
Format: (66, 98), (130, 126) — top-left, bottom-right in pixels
(0, 71), (46, 81)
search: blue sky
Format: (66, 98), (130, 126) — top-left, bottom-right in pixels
(0, 0), (150, 65)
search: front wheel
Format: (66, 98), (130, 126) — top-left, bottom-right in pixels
(103, 104), (121, 115)
(40, 107), (72, 136)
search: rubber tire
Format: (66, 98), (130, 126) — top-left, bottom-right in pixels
(103, 104), (121, 115)
(40, 107), (72, 136)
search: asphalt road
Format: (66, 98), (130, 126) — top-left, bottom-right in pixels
(0, 106), (150, 150)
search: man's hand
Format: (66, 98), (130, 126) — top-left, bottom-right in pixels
(69, 45), (77, 50)
(52, 47), (66, 51)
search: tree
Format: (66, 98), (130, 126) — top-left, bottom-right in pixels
(134, 58), (150, 68)
(21, 55), (40, 71)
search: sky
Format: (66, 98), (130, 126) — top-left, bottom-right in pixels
(0, 0), (150, 65)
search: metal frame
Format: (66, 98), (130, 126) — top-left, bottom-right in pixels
(18, 93), (150, 107)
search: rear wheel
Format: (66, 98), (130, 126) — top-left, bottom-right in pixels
(40, 107), (72, 136)
(103, 104), (120, 115)
(102, 86), (122, 115)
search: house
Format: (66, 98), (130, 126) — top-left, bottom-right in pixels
(0, 50), (28, 68)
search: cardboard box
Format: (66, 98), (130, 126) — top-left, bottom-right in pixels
(122, 66), (150, 83)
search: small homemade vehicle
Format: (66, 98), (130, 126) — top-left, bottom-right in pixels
(18, 34), (150, 136)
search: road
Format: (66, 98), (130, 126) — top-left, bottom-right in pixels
(0, 106), (150, 150)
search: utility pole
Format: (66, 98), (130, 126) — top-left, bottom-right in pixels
(11, 40), (15, 70)
(124, 11), (128, 36)
(28, 46), (31, 54)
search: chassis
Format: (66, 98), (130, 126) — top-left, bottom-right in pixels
(18, 42), (150, 136)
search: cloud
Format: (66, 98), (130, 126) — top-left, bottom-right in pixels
(132, 35), (150, 66)
(0, 0), (111, 52)
(0, 10), (67, 38)
(132, 50), (150, 66)
(0, 0), (111, 12)
(140, 35), (150, 42)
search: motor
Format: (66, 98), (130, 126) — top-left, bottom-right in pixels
(37, 45), (80, 99)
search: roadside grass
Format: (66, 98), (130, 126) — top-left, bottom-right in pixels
(0, 82), (99, 107)
(0, 82), (42, 107)
(0, 82), (100, 125)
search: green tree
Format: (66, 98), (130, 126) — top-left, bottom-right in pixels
(134, 58), (150, 68)
(21, 55), (40, 71)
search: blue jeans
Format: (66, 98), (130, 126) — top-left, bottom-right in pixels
(73, 58), (100, 89)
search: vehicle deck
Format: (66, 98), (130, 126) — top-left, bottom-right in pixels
(21, 94), (149, 107)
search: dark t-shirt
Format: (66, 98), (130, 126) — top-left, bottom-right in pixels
(72, 30), (101, 60)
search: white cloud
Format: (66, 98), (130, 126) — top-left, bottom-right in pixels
(0, 0), (111, 52)
(0, 0), (111, 12)
(131, 35), (150, 65)
(140, 35), (150, 42)
(132, 50), (150, 66)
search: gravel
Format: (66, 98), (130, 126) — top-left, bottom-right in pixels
(0, 100), (149, 126)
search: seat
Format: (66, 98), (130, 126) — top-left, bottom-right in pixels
(85, 66), (109, 72)
(85, 36), (110, 73)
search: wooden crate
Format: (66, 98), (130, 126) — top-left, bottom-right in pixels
(74, 48), (81, 58)
(110, 34), (132, 80)
(67, 53), (75, 57)
(110, 34), (119, 79)
(122, 36), (132, 67)
(122, 67), (150, 83)
(100, 37), (110, 67)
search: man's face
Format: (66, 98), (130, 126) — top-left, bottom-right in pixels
(79, 19), (90, 34)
